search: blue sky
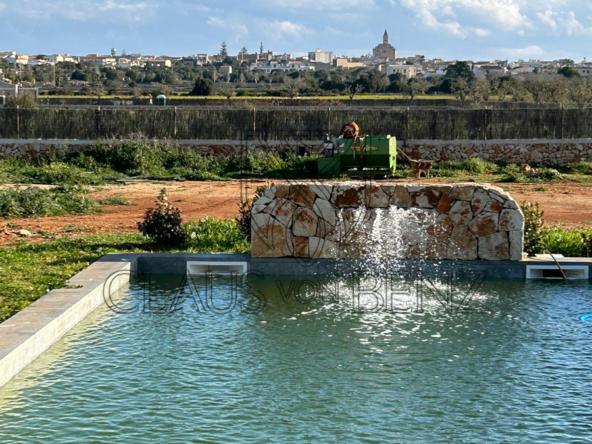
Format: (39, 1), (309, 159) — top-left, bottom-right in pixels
(1, 0), (592, 61)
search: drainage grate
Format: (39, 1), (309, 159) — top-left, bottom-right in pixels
(526, 265), (589, 280)
(186, 261), (248, 275)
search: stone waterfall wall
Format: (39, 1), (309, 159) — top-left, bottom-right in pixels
(251, 182), (524, 261)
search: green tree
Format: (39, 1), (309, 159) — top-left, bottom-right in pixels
(451, 78), (470, 101)
(5, 93), (38, 109)
(189, 78), (215, 96)
(445, 61), (475, 82)
(110, 47), (117, 57)
(558, 66), (580, 78)
(220, 42), (228, 58)
(218, 84), (236, 100)
(404, 77), (426, 100)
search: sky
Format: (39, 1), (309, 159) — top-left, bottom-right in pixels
(1, 0), (592, 61)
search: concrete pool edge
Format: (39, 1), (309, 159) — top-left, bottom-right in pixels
(0, 256), (136, 388)
(1, 252), (591, 389)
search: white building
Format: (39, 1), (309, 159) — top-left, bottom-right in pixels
(386, 64), (417, 79)
(308, 49), (333, 64)
(250, 60), (315, 74)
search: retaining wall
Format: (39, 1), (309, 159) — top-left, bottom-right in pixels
(251, 182), (524, 261)
(2, 138), (592, 166)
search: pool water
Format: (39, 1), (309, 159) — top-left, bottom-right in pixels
(1, 275), (592, 443)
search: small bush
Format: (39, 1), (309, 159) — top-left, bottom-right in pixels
(542, 228), (592, 258)
(137, 188), (185, 246)
(184, 216), (249, 253)
(0, 187), (101, 219)
(521, 201), (545, 256)
(566, 161), (592, 175)
(99, 196), (132, 206)
(5, 93), (38, 109)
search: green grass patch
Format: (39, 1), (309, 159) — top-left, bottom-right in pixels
(0, 217), (250, 322)
(99, 196), (133, 206)
(0, 186), (101, 218)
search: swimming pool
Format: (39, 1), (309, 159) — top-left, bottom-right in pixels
(1, 275), (591, 443)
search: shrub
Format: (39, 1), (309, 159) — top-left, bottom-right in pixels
(5, 93), (38, 109)
(99, 197), (132, 206)
(189, 78), (215, 96)
(520, 201), (545, 256)
(0, 186), (101, 218)
(566, 161), (592, 175)
(184, 217), (249, 253)
(137, 188), (185, 246)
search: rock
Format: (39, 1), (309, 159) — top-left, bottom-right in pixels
(471, 189), (491, 216)
(331, 186), (364, 207)
(251, 212), (271, 230)
(269, 198), (298, 227)
(410, 189), (441, 208)
(484, 199), (504, 213)
(449, 185), (475, 201)
(313, 198), (337, 226)
(478, 232), (509, 260)
(447, 226), (478, 260)
(390, 186), (411, 208)
(274, 184), (290, 198)
(289, 237), (309, 258)
(508, 230), (523, 261)
(365, 186), (390, 208)
(253, 195), (272, 206)
(17, 229), (32, 237)
(503, 200), (519, 210)
(251, 222), (292, 257)
(292, 207), (319, 237)
(499, 209), (524, 231)
(448, 201), (473, 226)
(408, 239), (448, 260)
(426, 214), (453, 240)
(289, 185), (316, 208)
(468, 212), (499, 237)
(309, 184), (333, 200)
(309, 237), (338, 259)
(252, 204), (268, 214)
(436, 193), (455, 214)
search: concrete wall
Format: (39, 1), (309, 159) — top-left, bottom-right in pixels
(2, 138), (592, 167)
(251, 182), (524, 261)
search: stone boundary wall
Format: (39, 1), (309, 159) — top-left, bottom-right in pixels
(251, 182), (524, 261)
(402, 139), (592, 167)
(1, 138), (592, 166)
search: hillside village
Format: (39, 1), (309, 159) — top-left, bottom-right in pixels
(0, 30), (590, 101)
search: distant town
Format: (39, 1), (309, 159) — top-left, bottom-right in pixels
(1, 30), (590, 103)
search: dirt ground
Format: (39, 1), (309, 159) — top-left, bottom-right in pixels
(1, 179), (591, 244)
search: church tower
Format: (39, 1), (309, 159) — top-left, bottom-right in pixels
(383, 30), (388, 44)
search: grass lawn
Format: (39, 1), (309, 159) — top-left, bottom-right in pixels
(0, 217), (249, 322)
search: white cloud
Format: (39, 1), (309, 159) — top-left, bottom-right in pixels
(267, 20), (310, 37)
(501, 45), (544, 57)
(535, 9), (592, 35)
(207, 16), (249, 41)
(6, 0), (156, 21)
(267, 0), (374, 10)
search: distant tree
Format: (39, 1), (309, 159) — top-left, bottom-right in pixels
(469, 79), (492, 103)
(110, 47), (117, 57)
(220, 42), (228, 58)
(445, 61), (475, 82)
(159, 83), (172, 97)
(558, 66), (580, 78)
(283, 78), (302, 99)
(93, 84), (105, 101)
(5, 93), (38, 109)
(451, 78), (471, 101)
(218, 84), (236, 100)
(189, 78), (215, 96)
(346, 83), (364, 100)
(545, 78), (567, 104)
(558, 59), (575, 67)
(567, 78), (592, 108)
(71, 70), (90, 82)
(404, 77), (427, 100)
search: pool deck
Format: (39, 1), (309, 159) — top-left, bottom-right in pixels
(1, 253), (591, 389)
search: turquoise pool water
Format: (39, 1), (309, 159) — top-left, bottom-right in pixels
(0, 275), (591, 443)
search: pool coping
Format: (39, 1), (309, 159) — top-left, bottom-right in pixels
(1, 252), (591, 388)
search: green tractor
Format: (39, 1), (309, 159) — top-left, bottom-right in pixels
(318, 123), (397, 178)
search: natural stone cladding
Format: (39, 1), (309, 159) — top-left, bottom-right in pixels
(251, 182), (524, 261)
(2, 139), (592, 167)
